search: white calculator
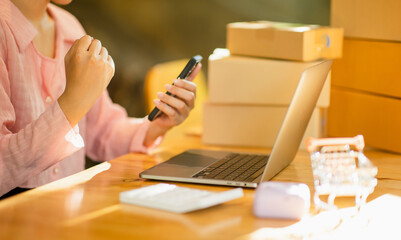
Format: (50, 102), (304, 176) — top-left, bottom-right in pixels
(119, 183), (244, 213)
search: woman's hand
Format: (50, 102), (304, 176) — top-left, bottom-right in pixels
(144, 64), (201, 146)
(58, 35), (115, 126)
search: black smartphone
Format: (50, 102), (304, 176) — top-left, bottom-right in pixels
(148, 55), (203, 121)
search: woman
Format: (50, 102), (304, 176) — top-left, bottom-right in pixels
(0, 0), (200, 197)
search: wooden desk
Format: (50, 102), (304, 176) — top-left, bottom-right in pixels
(1, 129), (401, 240)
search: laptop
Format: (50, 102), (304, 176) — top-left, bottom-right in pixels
(140, 60), (333, 188)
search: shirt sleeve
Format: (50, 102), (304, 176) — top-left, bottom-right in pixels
(85, 91), (163, 162)
(0, 59), (84, 196)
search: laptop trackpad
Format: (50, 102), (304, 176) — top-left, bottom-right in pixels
(141, 149), (231, 178)
(166, 149), (231, 166)
(167, 152), (218, 167)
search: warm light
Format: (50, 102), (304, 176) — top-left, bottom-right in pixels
(38, 162), (111, 191)
(246, 194), (401, 239)
(65, 187), (85, 216)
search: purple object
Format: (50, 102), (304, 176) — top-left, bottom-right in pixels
(253, 181), (310, 220)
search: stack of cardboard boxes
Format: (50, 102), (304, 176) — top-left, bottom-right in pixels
(203, 21), (343, 149)
(329, 0), (401, 153)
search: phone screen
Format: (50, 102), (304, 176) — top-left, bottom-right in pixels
(148, 55), (203, 121)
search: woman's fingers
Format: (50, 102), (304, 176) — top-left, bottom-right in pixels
(88, 39), (102, 55)
(153, 99), (177, 119)
(99, 47), (108, 60)
(62, 34), (116, 126)
(149, 61), (201, 127)
(107, 54), (114, 67)
(152, 78), (197, 123)
(76, 35), (92, 51)
(157, 91), (190, 114)
(65, 35), (91, 61)
(81, 35), (92, 50)
(186, 63), (202, 82)
(107, 55), (115, 76)
(165, 81), (196, 107)
(172, 79), (196, 93)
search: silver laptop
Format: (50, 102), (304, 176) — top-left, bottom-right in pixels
(140, 60), (333, 188)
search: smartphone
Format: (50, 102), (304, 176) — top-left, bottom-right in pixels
(148, 55), (203, 121)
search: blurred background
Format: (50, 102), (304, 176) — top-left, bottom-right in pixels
(61, 0), (330, 118)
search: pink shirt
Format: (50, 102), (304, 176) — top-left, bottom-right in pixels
(0, 1), (160, 196)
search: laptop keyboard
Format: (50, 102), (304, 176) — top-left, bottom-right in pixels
(192, 153), (269, 182)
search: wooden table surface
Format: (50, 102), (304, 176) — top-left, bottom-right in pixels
(1, 128), (401, 240)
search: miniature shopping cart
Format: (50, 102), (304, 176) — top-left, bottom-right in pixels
(305, 135), (378, 211)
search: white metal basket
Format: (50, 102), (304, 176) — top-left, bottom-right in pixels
(305, 135), (378, 211)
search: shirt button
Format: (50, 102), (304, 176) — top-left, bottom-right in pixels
(53, 168), (59, 174)
(45, 96), (52, 103)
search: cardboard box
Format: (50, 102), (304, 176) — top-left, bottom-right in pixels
(208, 49), (331, 107)
(202, 102), (325, 149)
(328, 88), (401, 153)
(332, 38), (401, 98)
(331, 0), (401, 42)
(226, 21), (343, 61)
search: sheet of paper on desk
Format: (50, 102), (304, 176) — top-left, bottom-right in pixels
(242, 194), (401, 240)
